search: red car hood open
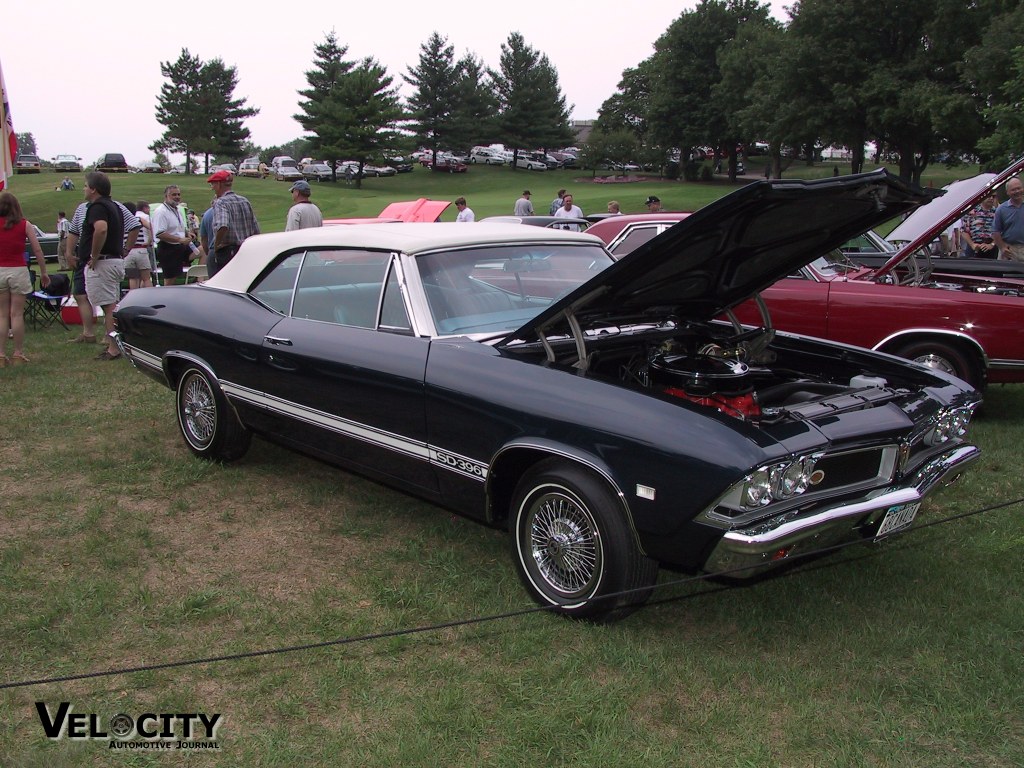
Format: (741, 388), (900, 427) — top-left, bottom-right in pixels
(875, 155), (1024, 277)
(323, 198), (451, 226)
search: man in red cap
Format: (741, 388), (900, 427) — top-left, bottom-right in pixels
(207, 170), (260, 277)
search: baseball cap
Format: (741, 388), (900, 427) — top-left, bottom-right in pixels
(289, 180), (311, 194)
(645, 195), (661, 205)
(207, 169), (232, 183)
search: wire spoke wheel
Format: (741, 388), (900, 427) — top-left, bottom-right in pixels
(511, 460), (658, 620)
(527, 490), (602, 598)
(180, 372), (217, 449)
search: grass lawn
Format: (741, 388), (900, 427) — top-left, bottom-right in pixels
(0, 163), (1021, 766)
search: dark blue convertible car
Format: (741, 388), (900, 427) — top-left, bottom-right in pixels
(114, 172), (980, 620)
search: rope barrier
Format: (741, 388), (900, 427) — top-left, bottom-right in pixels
(2, 495), (1020, 691)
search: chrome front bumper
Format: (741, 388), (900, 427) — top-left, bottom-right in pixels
(702, 444), (980, 576)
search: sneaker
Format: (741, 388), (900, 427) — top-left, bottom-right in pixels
(68, 334), (98, 344)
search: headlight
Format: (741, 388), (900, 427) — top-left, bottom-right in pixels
(924, 405), (975, 446)
(778, 456), (815, 497)
(743, 467), (774, 507)
(736, 453), (823, 512)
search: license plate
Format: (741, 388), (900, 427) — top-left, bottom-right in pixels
(876, 502), (921, 539)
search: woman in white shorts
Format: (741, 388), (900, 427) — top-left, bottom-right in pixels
(0, 192), (50, 366)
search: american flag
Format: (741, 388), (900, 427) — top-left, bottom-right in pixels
(0, 58), (16, 192)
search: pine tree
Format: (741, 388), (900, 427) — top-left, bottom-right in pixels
(294, 31), (355, 179)
(404, 32), (458, 163)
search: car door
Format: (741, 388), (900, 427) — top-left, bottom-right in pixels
(250, 248), (437, 493)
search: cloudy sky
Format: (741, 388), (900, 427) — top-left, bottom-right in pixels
(5, 0), (790, 165)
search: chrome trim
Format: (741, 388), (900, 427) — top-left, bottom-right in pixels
(700, 445), (899, 528)
(702, 444), (980, 576)
(987, 359), (1024, 371)
(871, 328), (988, 365)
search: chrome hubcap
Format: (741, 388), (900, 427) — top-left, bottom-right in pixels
(182, 376), (216, 446)
(528, 492), (599, 597)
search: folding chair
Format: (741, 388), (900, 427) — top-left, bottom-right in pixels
(25, 291), (70, 331)
(184, 264), (208, 284)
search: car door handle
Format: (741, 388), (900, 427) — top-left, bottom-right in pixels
(264, 336), (293, 346)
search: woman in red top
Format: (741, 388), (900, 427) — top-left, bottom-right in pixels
(0, 192), (50, 366)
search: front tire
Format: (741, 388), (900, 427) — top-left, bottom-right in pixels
(511, 460), (657, 621)
(893, 339), (981, 389)
(176, 366), (252, 461)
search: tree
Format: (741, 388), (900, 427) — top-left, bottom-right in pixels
(194, 58), (258, 170)
(15, 132), (35, 155)
(580, 129), (639, 177)
(153, 49), (258, 174)
(978, 45), (1024, 164)
(294, 31), (355, 179)
(332, 57), (404, 188)
(404, 33), (459, 163)
(448, 53), (500, 151)
(647, 0), (773, 181)
(489, 33), (573, 169)
(965, 3), (1024, 165)
(152, 49), (206, 173)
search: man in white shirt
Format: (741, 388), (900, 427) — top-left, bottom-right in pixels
(151, 185), (197, 283)
(285, 181), (323, 231)
(455, 197), (475, 222)
(552, 193), (584, 231)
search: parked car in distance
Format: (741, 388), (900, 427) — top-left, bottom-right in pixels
(470, 148), (506, 165)
(587, 214), (691, 256)
(96, 153), (129, 173)
(303, 163), (334, 182)
(480, 215), (590, 231)
(273, 165), (304, 182)
(389, 158), (414, 173)
(238, 160), (266, 178)
(429, 157), (468, 173)
(515, 155), (547, 171)
(15, 154), (42, 173)
(212, 163), (238, 174)
(30, 224), (60, 261)
(272, 156), (298, 170)
(52, 154), (82, 172)
(135, 162), (165, 173)
(114, 172), (980, 621)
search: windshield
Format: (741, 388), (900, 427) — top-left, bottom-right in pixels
(417, 244), (613, 336)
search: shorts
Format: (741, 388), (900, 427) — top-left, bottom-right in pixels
(85, 259), (125, 306)
(0, 266), (32, 294)
(156, 242), (192, 281)
(72, 262), (87, 295)
(124, 248), (151, 272)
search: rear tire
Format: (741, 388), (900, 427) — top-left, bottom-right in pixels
(176, 366), (252, 461)
(511, 460), (658, 621)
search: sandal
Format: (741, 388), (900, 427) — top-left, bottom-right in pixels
(11, 353), (29, 365)
(96, 350), (122, 361)
(68, 334), (98, 344)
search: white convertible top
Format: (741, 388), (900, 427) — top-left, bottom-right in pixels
(204, 223), (603, 292)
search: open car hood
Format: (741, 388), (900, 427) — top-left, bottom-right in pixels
(875, 155), (1024, 277)
(378, 198), (451, 222)
(499, 171), (929, 346)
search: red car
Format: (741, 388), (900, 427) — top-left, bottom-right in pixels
(587, 187), (1024, 390)
(429, 157), (468, 173)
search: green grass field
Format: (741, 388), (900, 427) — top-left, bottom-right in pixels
(1, 161), (1020, 766)
(5, 158), (977, 237)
